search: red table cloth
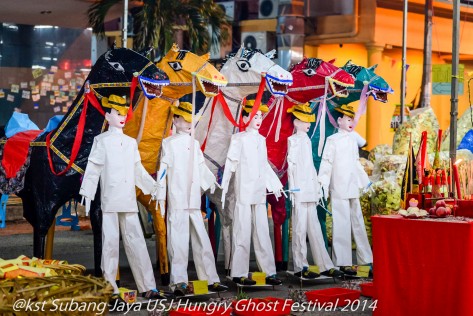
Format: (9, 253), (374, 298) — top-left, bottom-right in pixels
(372, 215), (473, 316)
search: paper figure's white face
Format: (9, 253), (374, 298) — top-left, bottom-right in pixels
(293, 118), (310, 133)
(105, 108), (126, 128)
(244, 110), (263, 131)
(173, 115), (192, 134)
(338, 114), (354, 132)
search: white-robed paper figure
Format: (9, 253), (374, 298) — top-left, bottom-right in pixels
(318, 104), (373, 271)
(287, 104), (343, 279)
(79, 95), (165, 300)
(221, 101), (283, 286)
(155, 102), (227, 295)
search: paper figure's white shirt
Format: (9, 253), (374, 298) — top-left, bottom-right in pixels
(157, 131), (216, 209)
(79, 126), (155, 212)
(287, 132), (321, 203)
(318, 129), (370, 199)
(221, 128), (282, 205)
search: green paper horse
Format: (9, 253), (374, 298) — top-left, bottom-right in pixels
(309, 60), (393, 247)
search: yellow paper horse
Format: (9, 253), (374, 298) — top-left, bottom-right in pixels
(124, 44), (227, 283)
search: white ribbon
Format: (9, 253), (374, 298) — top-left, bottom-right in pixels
(265, 97), (285, 142)
(136, 97), (148, 144)
(354, 84), (369, 127)
(186, 74), (197, 209)
(317, 79), (329, 156)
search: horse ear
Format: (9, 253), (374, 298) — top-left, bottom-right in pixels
(153, 47), (164, 63)
(343, 60), (353, 67)
(368, 64), (378, 71)
(163, 46), (179, 60)
(265, 49), (277, 59)
(201, 52), (211, 61)
(328, 58), (336, 64)
(139, 47), (153, 58)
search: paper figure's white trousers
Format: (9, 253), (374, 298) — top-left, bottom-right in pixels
(212, 184), (235, 270)
(167, 209), (220, 285)
(230, 202), (276, 278)
(292, 202), (335, 273)
(101, 212), (156, 294)
(331, 198), (373, 266)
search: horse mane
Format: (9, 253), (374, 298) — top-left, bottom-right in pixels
(288, 58), (323, 72)
(175, 50), (190, 60)
(222, 47), (264, 67)
(344, 63), (364, 77)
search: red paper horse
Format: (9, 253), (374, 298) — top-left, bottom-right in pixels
(259, 58), (354, 268)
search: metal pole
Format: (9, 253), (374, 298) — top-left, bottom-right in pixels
(450, 0), (460, 197)
(400, 0), (408, 123)
(122, 0), (128, 48)
(420, 0), (433, 108)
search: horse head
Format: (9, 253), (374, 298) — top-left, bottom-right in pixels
(220, 46), (292, 98)
(262, 58), (354, 172)
(89, 47), (169, 100)
(286, 57), (354, 104)
(43, 47), (170, 175)
(339, 60), (393, 105)
(124, 44), (228, 175)
(157, 43), (227, 98)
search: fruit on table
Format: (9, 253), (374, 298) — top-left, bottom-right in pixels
(436, 200), (447, 208)
(429, 199), (454, 217)
(436, 207), (447, 217)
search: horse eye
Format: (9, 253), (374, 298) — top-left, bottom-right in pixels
(303, 69), (316, 76)
(168, 62), (182, 71)
(109, 62), (124, 72)
(236, 60), (250, 72)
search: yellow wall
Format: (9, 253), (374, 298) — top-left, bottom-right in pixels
(306, 43), (473, 149)
(375, 7), (473, 54)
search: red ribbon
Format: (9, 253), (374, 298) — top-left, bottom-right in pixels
(420, 131), (427, 171)
(126, 76), (139, 123)
(201, 97), (218, 152)
(86, 91), (105, 116)
(46, 76), (138, 176)
(201, 76), (266, 151)
(46, 92), (103, 176)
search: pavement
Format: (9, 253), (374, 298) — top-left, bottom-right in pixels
(0, 217), (375, 315)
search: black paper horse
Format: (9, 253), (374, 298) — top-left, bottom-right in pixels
(2, 46), (169, 275)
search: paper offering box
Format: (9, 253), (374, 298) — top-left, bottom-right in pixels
(308, 265), (320, 274)
(189, 280), (208, 295)
(119, 287), (137, 303)
(249, 272), (266, 285)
